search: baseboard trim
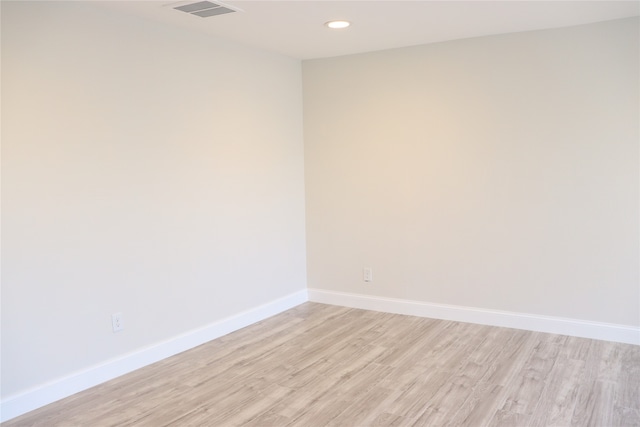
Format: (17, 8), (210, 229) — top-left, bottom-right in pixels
(0, 289), (309, 423)
(308, 288), (640, 346)
(4, 288), (637, 422)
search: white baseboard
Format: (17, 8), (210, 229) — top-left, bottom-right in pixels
(0, 289), (309, 423)
(4, 288), (637, 422)
(308, 288), (640, 346)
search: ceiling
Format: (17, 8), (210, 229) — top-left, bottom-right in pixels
(100, 1), (640, 59)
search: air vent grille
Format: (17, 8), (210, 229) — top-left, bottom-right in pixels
(174, 1), (236, 18)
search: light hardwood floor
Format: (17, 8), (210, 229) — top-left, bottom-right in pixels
(4, 302), (639, 426)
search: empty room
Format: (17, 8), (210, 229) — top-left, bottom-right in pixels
(1, 1), (639, 426)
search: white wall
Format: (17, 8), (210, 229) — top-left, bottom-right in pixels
(304, 18), (639, 327)
(1, 1), (306, 400)
(2, 2), (638, 419)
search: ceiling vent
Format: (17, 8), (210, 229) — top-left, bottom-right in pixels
(174, 1), (237, 18)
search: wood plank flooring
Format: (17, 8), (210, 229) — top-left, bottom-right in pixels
(3, 302), (639, 426)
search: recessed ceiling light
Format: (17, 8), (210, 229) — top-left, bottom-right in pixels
(325, 20), (351, 29)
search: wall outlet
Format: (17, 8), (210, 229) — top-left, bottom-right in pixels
(363, 267), (373, 282)
(112, 312), (124, 332)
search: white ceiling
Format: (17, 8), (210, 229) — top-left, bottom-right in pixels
(101, 1), (640, 59)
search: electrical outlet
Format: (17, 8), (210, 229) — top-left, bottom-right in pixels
(112, 312), (124, 332)
(363, 267), (373, 282)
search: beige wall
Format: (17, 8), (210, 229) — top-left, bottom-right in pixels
(1, 1), (306, 398)
(2, 0), (638, 407)
(303, 18), (639, 326)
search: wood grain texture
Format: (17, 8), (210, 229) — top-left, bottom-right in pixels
(3, 302), (639, 427)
